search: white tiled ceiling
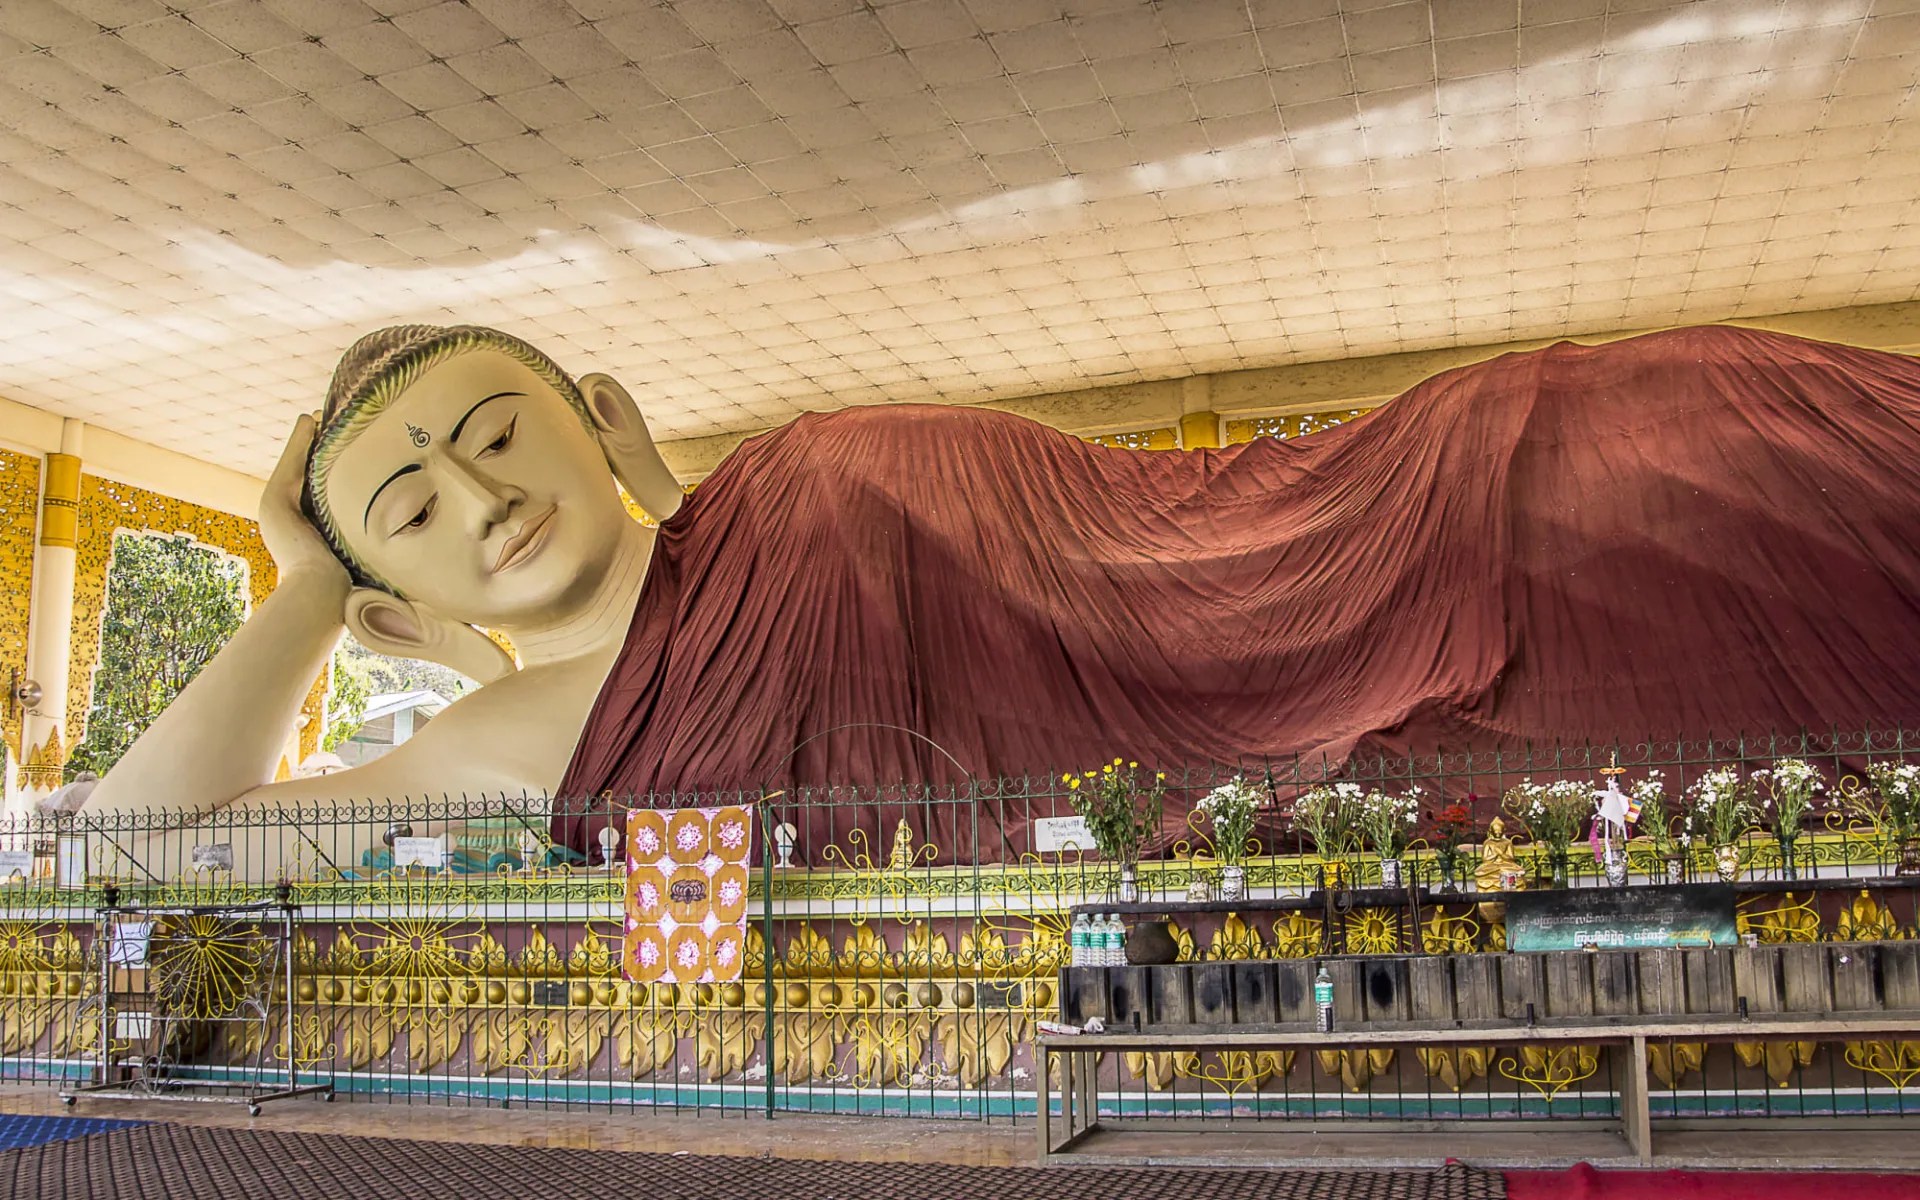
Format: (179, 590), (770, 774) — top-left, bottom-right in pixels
(2, 0), (1920, 476)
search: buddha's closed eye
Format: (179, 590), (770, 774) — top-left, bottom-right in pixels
(478, 416), (517, 457)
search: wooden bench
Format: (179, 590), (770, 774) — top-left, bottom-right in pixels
(1034, 1011), (1920, 1167)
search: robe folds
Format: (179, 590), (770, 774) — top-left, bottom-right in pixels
(556, 326), (1920, 843)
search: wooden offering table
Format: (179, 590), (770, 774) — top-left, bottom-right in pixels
(1040, 886), (1920, 1168)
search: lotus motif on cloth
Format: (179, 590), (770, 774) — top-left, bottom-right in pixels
(624, 805), (752, 984)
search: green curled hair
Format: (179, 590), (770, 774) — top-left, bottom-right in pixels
(305, 324), (596, 596)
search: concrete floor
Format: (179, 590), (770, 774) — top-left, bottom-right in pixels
(5, 1084), (1918, 1172)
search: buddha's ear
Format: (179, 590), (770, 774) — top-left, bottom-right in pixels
(577, 372), (684, 523)
(343, 588), (516, 684)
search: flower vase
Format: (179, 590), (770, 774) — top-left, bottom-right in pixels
(1899, 837), (1920, 877)
(1380, 857), (1404, 888)
(1546, 849), (1570, 889)
(1118, 863), (1140, 904)
(1219, 864), (1246, 902)
(1662, 853), (1684, 886)
(1604, 849), (1628, 888)
(1438, 854), (1458, 893)
(1776, 834), (1799, 882)
(1186, 872), (1212, 903)
(1319, 859), (1347, 891)
(1713, 844), (1740, 883)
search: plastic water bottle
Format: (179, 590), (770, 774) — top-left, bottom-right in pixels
(1070, 912), (1090, 967)
(1093, 915), (1111, 966)
(1315, 963), (1335, 1032)
(1112, 915), (1128, 966)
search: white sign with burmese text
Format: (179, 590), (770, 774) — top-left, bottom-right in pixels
(1033, 815), (1094, 854)
(393, 837), (446, 869)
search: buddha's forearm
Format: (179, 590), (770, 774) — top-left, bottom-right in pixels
(87, 569), (350, 815)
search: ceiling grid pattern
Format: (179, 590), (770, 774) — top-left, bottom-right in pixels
(0, 0), (1917, 474)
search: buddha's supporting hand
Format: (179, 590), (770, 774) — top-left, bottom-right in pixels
(83, 416), (354, 817)
(259, 412), (351, 589)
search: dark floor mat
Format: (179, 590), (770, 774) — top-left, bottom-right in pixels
(1, 1121), (1505, 1200)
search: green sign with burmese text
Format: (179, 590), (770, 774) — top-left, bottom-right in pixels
(1505, 883), (1739, 952)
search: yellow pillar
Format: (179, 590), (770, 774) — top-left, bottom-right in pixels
(1178, 376), (1219, 449)
(1178, 411), (1220, 449)
(18, 421), (82, 796)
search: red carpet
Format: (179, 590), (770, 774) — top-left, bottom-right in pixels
(1507, 1164), (1920, 1199)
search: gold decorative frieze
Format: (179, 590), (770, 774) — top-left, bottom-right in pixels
(1084, 427), (1178, 451)
(1499, 1044), (1600, 1099)
(1223, 408), (1377, 444)
(15, 727), (63, 793)
(1735, 1038), (1816, 1087)
(1418, 1045), (1492, 1091)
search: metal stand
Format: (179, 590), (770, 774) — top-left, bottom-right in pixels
(60, 891), (332, 1116)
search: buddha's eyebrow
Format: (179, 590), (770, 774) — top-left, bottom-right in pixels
(363, 463), (423, 531)
(450, 391), (523, 442)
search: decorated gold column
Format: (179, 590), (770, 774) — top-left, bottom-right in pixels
(19, 421), (82, 794)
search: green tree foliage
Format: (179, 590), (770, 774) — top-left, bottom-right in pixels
(321, 635), (471, 753)
(67, 534), (246, 778)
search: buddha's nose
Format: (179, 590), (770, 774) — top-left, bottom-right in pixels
(438, 452), (520, 530)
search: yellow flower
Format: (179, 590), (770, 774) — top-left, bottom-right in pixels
(1061, 773), (1072, 783)
(1103, 764), (1114, 775)
(1068, 779), (1080, 790)
(1156, 772), (1166, 780)
(1113, 757), (1123, 766)
(1129, 761), (1138, 769)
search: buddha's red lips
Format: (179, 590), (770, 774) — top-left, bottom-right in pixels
(493, 507), (554, 573)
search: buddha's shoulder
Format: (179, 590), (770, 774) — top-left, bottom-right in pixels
(405, 658), (607, 732)
(373, 663), (602, 786)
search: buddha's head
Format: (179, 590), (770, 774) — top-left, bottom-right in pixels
(306, 324), (657, 674)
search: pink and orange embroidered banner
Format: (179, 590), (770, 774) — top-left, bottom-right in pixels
(624, 805), (752, 984)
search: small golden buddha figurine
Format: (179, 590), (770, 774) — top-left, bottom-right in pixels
(1473, 817), (1527, 894)
(887, 818), (915, 870)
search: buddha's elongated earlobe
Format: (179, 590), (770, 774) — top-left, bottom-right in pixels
(344, 588), (517, 684)
(577, 372), (684, 523)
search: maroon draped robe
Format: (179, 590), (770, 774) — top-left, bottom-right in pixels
(555, 326), (1920, 851)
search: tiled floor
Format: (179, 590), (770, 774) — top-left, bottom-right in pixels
(5, 1085), (1919, 1173)
(0, 1121), (1505, 1200)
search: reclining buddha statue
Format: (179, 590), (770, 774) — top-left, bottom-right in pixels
(86, 325), (681, 831)
(80, 320), (1920, 872)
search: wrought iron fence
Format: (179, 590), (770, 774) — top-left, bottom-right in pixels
(0, 724), (1914, 1124)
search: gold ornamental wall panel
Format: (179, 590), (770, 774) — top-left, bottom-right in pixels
(0, 449), (39, 761)
(66, 475), (277, 746)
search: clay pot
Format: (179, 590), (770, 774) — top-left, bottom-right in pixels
(1124, 919), (1179, 966)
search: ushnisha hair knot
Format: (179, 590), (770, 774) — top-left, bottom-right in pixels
(305, 324), (595, 595)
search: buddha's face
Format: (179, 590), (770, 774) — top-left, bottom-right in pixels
(320, 350), (631, 631)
